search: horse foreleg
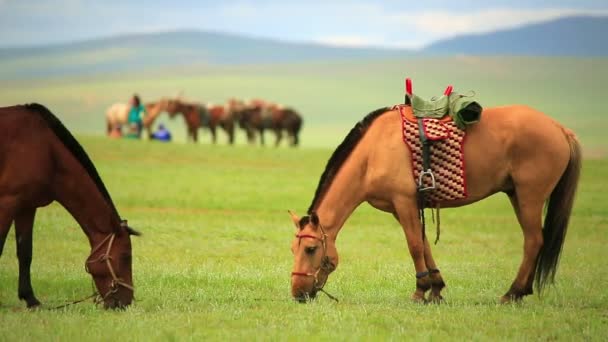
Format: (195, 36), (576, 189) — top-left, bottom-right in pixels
(423, 236), (446, 303)
(501, 193), (544, 303)
(259, 128), (265, 146)
(226, 122), (235, 145)
(394, 201), (431, 302)
(15, 208), (41, 308)
(275, 129), (283, 147)
(0, 208), (13, 257)
(210, 126), (217, 144)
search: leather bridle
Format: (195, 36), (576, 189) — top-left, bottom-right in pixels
(291, 224), (338, 302)
(86, 231), (134, 301)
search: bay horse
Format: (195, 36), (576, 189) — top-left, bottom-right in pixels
(105, 99), (168, 136)
(236, 100), (303, 147)
(1, 104), (140, 309)
(165, 98), (237, 144)
(289, 104), (581, 304)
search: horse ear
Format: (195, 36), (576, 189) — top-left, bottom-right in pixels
(288, 210), (300, 230)
(121, 219), (142, 236)
(310, 212), (319, 226)
(126, 226), (142, 236)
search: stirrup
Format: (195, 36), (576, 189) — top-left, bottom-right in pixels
(418, 169), (436, 192)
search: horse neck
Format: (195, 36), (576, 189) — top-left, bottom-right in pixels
(312, 147), (368, 241)
(52, 145), (119, 244)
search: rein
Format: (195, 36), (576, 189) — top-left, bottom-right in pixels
(49, 231), (133, 310)
(291, 225), (339, 303)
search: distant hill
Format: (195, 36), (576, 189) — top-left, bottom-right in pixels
(1, 16), (606, 80)
(0, 31), (409, 80)
(424, 15), (608, 56)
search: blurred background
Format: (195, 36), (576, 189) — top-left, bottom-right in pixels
(0, 0), (606, 154)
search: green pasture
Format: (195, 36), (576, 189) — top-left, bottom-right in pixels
(0, 136), (607, 340)
(0, 56), (606, 155)
(1, 56), (607, 340)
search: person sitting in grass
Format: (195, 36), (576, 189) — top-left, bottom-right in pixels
(126, 94), (146, 139)
(150, 123), (171, 142)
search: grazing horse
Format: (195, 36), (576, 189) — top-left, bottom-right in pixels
(105, 99), (168, 136)
(289, 104), (580, 303)
(165, 98), (238, 144)
(0, 104), (140, 309)
(236, 100), (303, 147)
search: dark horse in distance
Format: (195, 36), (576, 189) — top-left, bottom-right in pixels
(0, 104), (139, 309)
(236, 100), (303, 147)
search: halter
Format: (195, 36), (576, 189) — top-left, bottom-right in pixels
(291, 224), (338, 302)
(86, 231), (134, 301)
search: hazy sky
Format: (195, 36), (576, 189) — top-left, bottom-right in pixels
(1, 0), (606, 48)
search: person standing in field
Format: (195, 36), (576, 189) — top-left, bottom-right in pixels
(126, 94), (146, 139)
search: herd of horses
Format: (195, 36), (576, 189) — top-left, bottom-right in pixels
(0, 93), (580, 309)
(105, 97), (303, 146)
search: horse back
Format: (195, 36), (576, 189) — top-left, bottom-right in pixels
(459, 105), (573, 203)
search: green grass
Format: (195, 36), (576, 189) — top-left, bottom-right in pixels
(0, 137), (607, 340)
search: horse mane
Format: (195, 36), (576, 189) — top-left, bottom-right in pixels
(26, 103), (121, 220)
(307, 107), (390, 214)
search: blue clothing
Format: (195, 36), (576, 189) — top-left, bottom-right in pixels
(152, 127), (171, 142)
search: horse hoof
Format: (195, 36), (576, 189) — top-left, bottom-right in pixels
(411, 294), (427, 304)
(26, 298), (42, 309)
(428, 295), (444, 304)
(500, 295), (522, 304)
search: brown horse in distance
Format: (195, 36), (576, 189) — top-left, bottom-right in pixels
(0, 104), (140, 309)
(236, 100), (303, 147)
(289, 104), (581, 304)
(165, 98), (237, 144)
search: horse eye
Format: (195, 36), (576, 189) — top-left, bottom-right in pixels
(305, 246), (317, 255)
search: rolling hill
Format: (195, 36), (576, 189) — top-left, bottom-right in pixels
(0, 31), (408, 80)
(424, 15), (608, 56)
(0, 15), (605, 81)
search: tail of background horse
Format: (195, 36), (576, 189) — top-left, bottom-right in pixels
(535, 133), (582, 292)
(284, 109), (303, 146)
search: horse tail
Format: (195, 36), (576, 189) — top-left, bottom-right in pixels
(287, 109), (303, 146)
(534, 133), (582, 292)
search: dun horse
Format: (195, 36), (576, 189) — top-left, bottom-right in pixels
(105, 99), (168, 136)
(0, 104), (140, 309)
(289, 104), (580, 303)
(237, 101), (302, 147)
(165, 98), (237, 144)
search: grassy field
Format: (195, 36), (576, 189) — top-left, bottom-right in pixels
(1, 56), (607, 340)
(0, 136), (606, 340)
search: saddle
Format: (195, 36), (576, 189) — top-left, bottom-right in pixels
(404, 78), (482, 129)
(399, 78), (483, 242)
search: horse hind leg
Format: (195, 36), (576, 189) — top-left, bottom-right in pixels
(501, 193), (544, 303)
(15, 208), (41, 308)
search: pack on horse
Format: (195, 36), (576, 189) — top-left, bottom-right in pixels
(289, 79), (581, 304)
(165, 98), (237, 144)
(105, 99), (168, 137)
(236, 99), (303, 147)
(0, 104), (140, 309)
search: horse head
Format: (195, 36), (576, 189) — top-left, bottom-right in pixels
(288, 211), (338, 303)
(86, 221), (140, 309)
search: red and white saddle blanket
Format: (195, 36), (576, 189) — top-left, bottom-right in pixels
(394, 104), (467, 204)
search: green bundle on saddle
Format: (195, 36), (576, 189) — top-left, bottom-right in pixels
(405, 79), (482, 130)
